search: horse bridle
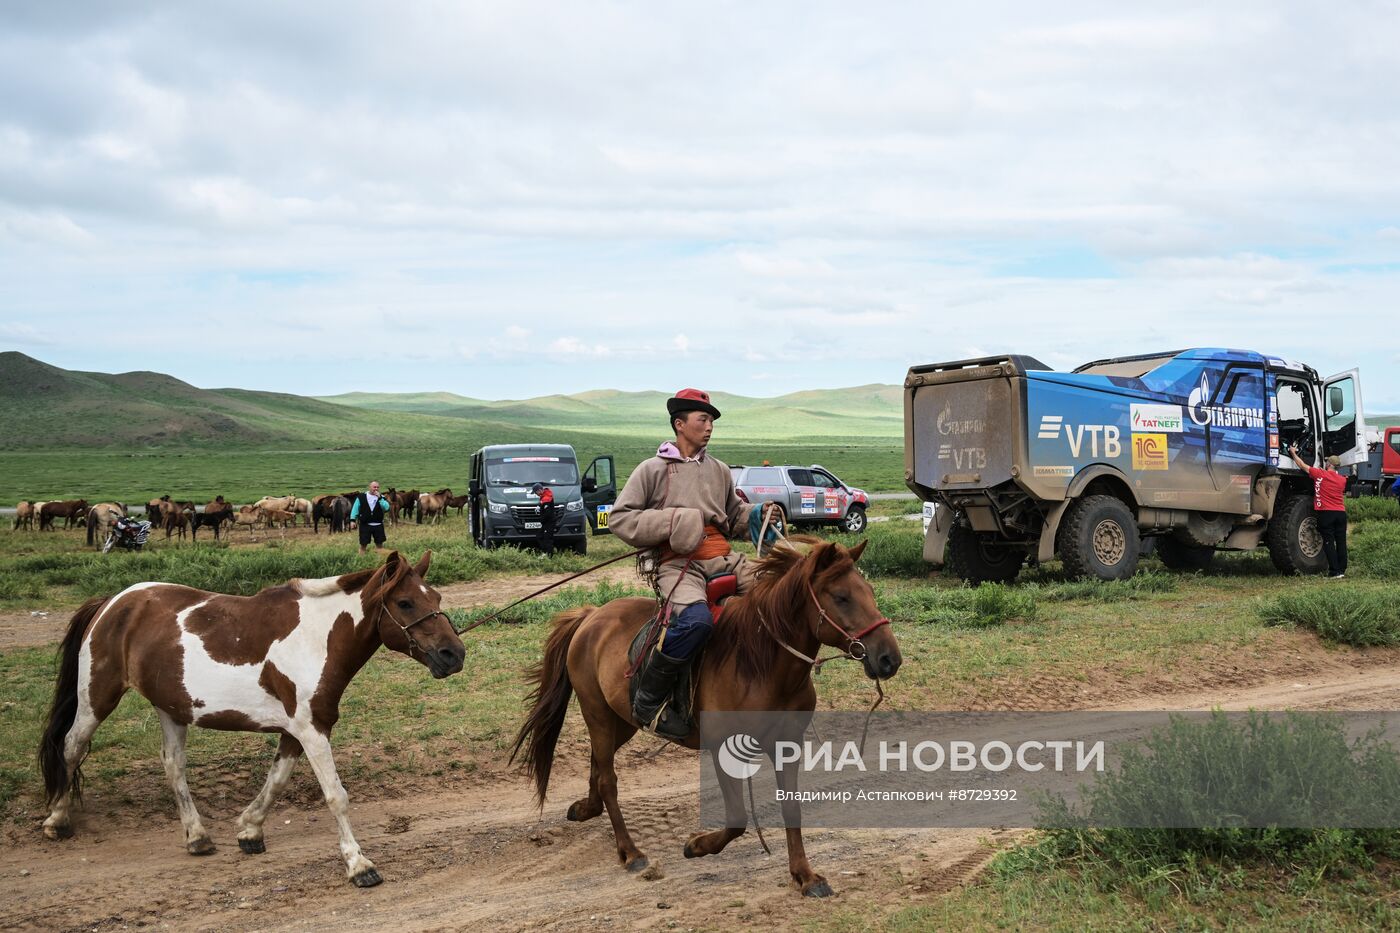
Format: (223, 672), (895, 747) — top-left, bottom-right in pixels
(764, 578), (891, 670)
(377, 600), (453, 657)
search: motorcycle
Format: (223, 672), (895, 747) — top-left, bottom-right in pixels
(103, 517), (152, 553)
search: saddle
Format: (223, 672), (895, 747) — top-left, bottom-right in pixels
(627, 572), (739, 741)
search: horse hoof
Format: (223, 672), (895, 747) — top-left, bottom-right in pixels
(238, 837), (266, 855)
(43, 824), (73, 841)
(566, 801), (590, 821)
(624, 856), (650, 873)
(187, 837), (216, 856)
(351, 868), (383, 888)
(802, 879), (834, 898)
(683, 838), (703, 859)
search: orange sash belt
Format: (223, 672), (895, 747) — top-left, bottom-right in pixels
(659, 524), (731, 563)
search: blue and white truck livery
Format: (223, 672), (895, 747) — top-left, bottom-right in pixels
(904, 349), (1367, 582)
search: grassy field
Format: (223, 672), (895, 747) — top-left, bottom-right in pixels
(2, 463), (1398, 927)
(0, 438), (908, 503)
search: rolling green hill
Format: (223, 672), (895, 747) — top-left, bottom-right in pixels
(317, 384), (906, 440)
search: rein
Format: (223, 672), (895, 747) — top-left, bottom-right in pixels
(452, 548), (647, 635)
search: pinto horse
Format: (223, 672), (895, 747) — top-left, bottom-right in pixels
(511, 538), (901, 897)
(39, 550), (465, 887)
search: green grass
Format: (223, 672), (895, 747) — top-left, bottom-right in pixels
(1259, 587), (1400, 647)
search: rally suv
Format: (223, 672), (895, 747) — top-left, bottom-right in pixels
(730, 464), (869, 533)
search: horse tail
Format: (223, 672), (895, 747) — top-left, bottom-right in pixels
(85, 509), (96, 547)
(510, 605), (594, 806)
(40, 596), (108, 807)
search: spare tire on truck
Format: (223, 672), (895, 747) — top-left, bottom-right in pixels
(1265, 494), (1328, 575)
(945, 515), (1024, 584)
(1057, 495), (1140, 581)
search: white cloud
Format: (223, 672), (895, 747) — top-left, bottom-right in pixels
(0, 3), (1393, 407)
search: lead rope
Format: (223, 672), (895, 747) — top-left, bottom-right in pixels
(453, 547), (646, 634)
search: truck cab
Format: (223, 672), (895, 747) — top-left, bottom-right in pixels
(905, 349), (1368, 582)
(468, 444), (616, 554)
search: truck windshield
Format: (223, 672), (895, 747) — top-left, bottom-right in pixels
(485, 458), (580, 487)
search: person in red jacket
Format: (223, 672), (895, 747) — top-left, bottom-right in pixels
(1288, 444), (1348, 578)
(531, 482), (557, 556)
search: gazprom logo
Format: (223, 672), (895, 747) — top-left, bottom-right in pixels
(717, 733), (765, 779)
(1187, 373), (1265, 429)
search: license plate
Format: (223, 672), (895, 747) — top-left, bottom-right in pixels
(524, 521), (542, 529)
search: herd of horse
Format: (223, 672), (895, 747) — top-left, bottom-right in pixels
(37, 538), (899, 898)
(11, 487), (474, 548)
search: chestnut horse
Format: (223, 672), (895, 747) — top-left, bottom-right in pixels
(511, 538), (901, 897)
(417, 488), (452, 525)
(39, 551), (465, 887)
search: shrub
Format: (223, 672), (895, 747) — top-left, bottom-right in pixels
(1258, 587), (1400, 646)
(1024, 712), (1400, 890)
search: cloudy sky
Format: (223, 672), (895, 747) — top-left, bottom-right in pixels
(2, 2), (1398, 408)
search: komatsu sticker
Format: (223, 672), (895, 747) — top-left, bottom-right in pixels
(1130, 404), (1184, 433)
(1037, 416), (1123, 458)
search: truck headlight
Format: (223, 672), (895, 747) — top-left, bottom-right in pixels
(487, 502), (509, 514)
(565, 499), (584, 512)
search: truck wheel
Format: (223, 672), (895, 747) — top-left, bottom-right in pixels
(571, 538), (587, 556)
(1265, 494), (1327, 575)
(841, 505), (867, 534)
(1156, 536), (1215, 572)
(1058, 495), (1140, 581)
(945, 520), (1024, 584)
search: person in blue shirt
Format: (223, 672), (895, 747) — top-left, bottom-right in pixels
(350, 481), (390, 554)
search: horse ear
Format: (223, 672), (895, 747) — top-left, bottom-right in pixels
(848, 539), (868, 563)
(382, 550), (402, 568)
(414, 550), (432, 577)
(811, 541), (840, 572)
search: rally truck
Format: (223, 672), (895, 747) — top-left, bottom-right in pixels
(904, 349), (1367, 582)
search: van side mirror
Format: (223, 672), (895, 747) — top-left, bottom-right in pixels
(582, 478), (597, 493)
(1327, 386), (1344, 415)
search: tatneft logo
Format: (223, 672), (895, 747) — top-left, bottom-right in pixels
(717, 733), (765, 779)
(1130, 404), (1184, 433)
(1036, 416), (1122, 458)
(1187, 373), (1265, 428)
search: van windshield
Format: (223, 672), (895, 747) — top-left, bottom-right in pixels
(485, 457), (580, 487)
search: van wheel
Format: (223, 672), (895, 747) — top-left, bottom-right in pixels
(945, 518), (1024, 584)
(1156, 535), (1215, 572)
(841, 505), (867, 534)
(1265, 494), (1327, 575)
(1058, 495), (1140, 581)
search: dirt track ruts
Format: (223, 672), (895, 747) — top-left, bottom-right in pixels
(6, 648), (1400, 932)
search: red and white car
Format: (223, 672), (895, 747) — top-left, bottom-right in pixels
(730, 463), (869, 533)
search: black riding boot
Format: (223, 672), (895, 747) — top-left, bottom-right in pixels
(632, 650), (687, 733)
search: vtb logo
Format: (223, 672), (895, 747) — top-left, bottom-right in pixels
(1037, 416), (1122, 458)
(717, 733), (764, 779)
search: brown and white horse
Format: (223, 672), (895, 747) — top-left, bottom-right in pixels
(39, 551), (466, 887)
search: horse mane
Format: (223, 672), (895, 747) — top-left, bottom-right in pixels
(292, 575), (348, 598)
(706, 537), (855, 683)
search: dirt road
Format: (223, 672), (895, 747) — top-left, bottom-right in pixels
(6, 647), (1400, 932)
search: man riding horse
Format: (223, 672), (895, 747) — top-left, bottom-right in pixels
(609, 388), (779, 737)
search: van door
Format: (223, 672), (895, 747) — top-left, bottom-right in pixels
(1321, 369), (1368, 466)
(582, 455), (616, 535)
(468, 451), (484, 544)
